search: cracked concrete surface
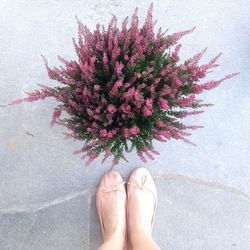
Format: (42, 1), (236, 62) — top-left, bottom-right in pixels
(1, 175), (250, 249)
(1, 0), (250, 249)
(1, 174), (250, 215)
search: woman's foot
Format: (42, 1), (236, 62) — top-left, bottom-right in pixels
(96, 171), (126, 249)
(127, 167), (158, 247)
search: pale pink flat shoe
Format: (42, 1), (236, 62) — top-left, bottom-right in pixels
(96, 170), (127, 246)
(127, 167), (158, 236)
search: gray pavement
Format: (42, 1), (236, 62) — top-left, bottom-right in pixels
(1, 0), (250, 249)
(1, 175), (250, 249)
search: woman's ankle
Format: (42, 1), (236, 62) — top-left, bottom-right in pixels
(129, 222), (151, 242)
(129, 229), (153, 249)
(130, 235), (160, 250)
(99, 231), (125, 250)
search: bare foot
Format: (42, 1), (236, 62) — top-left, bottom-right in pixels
(127, 168), (157, 244)
(96, 171), (126, 247)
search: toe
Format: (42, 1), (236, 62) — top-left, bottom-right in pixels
(106, 170), (123, 181)
(98, 170), (122, 188)
(104, 170), (123, 186)
(132, 167), (150, 177)
(129, 167), (157, 197)
(97, 170), (125, 195)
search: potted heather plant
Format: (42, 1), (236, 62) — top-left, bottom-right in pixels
(10, 3), (238, 169)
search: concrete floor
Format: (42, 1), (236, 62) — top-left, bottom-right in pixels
(1, 0), (250, 249)
(1, 175), (250, 250)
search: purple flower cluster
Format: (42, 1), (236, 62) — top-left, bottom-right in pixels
(11, 3), (238, 168)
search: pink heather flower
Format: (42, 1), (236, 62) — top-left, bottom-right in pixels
(73, 140), (100, 155)
(102, 52), (109, 70)
(184, 125), (204, 130)
(142, 106), (152, 117)
(106, 113), (114, 125)
(107, 104), (117, 114)
(177, 110), (204, 118)
(115, 61), (124, 76)
(124, 54), (129, 60)
(179, 65), (187, 71)
(179, 136), (196, 146)
(94, 85), (101, 91)
(107, 132), (114, 138)
(123, 87), (135, 101)
(85, 151), (100, 166)
(50, 108), (62, 126)
(176, 94), (196, 107)
(155, 135), (167, 142)
(191, 83), (203, 94)
(135, 72), (142, 78)
(141, 2), (153, 37)
(141, 71), (147, 77)
(63, 132), (75, 139)
(175, 78), (183, 87)
(10, 4), (239, 167)
(10, 90), (45, 105)
(133, 90), (141, 102)
(172, 44), (181, 62)
(100, 129), (108, 137)
(142, 147), (155, 160)
(198, 68), (206, 78)
(120, 103), (131, 113)
(121, 16), (127, 32)
(156, 119), (166, 127)
(137, 150), (147, 163)
(87, 127), (93, 132)
(110, 157), (120, 170)
(112, 129), (118, 135)
(149, 84), (155, 96)
(86, 108), (94, 116)
(200, 73), (239, 90)
(110, 78), (124, 96)
(151, 149), (160, 155)
(200, 52), (222, 71)
(123, 128), (130, 138)
(137, 83), (147, 91)
(130, 125), (140, 135)
(190, 48), (207, 63)
(159, 85), (173, 97)
(101, 148), (112, 164)
(158, 98), (169, 110)
(91, 122), (100, 128)
(168, 27), (196, 45)
(68, 100), (78, 110)
(153, 77), (161, 86)
(111, 48), (121, 62)
(160, 130), (171, 139)
(146, 98), (153, 108)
